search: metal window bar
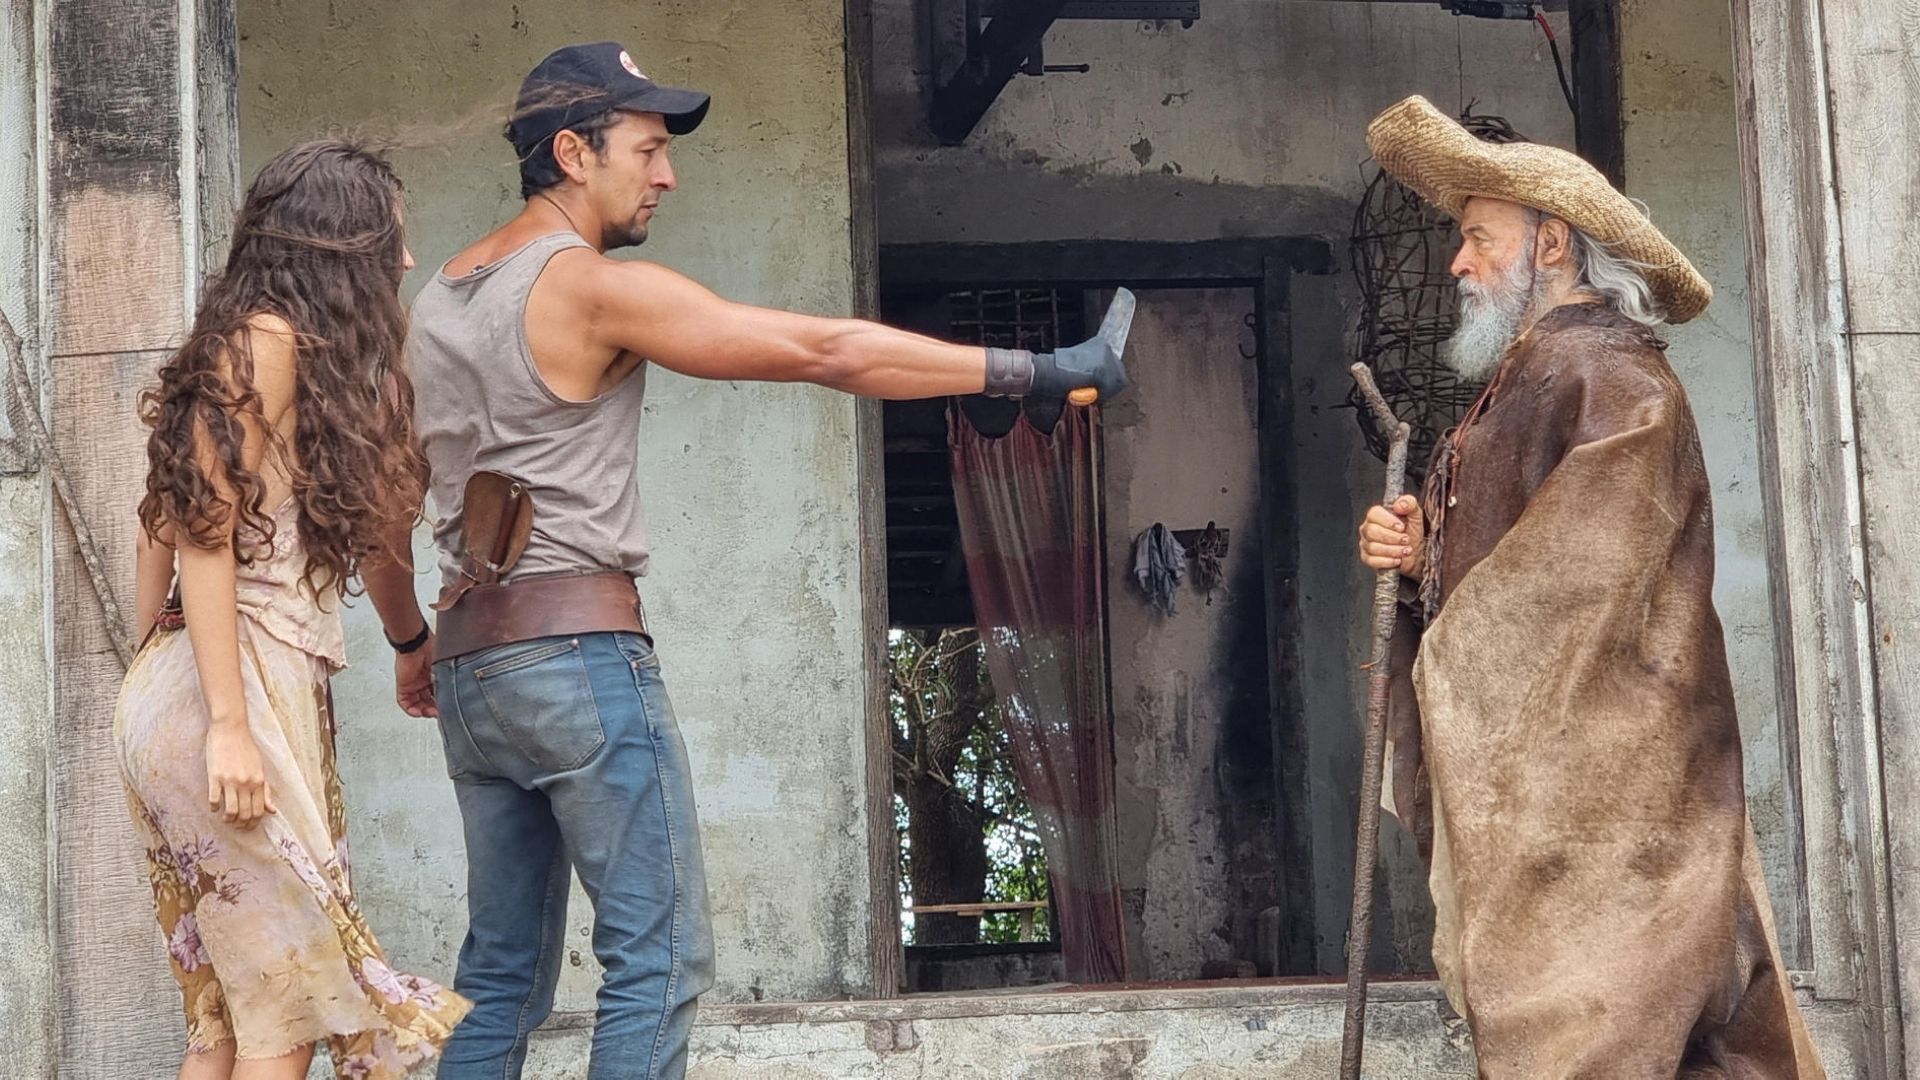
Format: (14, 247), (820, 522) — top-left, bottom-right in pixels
(947, 288), (1083, 352)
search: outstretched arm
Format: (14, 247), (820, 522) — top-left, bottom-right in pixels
(577, 258), (1129, 402)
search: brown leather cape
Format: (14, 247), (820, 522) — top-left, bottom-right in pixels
(1382, 302), (1825, 1078)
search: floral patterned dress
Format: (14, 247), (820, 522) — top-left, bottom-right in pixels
(115, 499), (470, 1075)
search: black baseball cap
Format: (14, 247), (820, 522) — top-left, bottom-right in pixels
(509, 42), (710, 153)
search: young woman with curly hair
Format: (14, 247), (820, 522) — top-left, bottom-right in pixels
(115, 140), (469, 1080)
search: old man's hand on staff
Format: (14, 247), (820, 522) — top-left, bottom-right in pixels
(1356, 494), (1425, 577)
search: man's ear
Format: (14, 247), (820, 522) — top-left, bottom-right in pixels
(551, 129), (592, 186)
(1536, 216), (1575, 272)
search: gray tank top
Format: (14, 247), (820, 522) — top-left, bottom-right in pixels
(409, 231), (651, 591)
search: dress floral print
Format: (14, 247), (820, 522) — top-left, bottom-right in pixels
(116, 500), (469, 1075)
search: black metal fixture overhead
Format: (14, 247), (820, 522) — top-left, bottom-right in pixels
(981, 0), (1198, 20)
(1440, 1), (1545, 16)
(1342, 0), (1566, 11)
(1051, 1), (1199, 18)
(929, 1), (1201, 145)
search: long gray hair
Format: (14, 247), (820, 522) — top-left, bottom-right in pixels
(1537, 209), (1664, 326)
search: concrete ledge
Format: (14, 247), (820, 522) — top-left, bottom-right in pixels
(529, 983), (1480, 1079)
(549, 970), (1818, 1028)
(515, 975), (1855, 1079)
(696, 979), (1449, 1026)
(537, 979), (1451, 1031)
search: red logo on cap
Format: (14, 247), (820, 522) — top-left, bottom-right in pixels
(619, 50), (646, 80)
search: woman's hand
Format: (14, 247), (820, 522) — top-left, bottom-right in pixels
(206, 719), (275, 829)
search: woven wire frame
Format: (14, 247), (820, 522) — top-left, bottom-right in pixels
(1347, 112), (1528, 480)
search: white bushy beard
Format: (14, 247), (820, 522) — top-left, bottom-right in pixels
(1445, 246), (1549, 382)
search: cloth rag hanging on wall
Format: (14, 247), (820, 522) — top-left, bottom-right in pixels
(1131, 524), (1187, 616)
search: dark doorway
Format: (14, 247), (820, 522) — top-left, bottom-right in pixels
(875, 238), (1332, 988)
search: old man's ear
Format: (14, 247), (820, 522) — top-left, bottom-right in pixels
(1536, 216), (1576, 271)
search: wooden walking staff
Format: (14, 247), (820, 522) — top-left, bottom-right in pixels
(1341, 362), (1411, 1080)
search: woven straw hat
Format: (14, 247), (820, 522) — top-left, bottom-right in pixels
(1366, 95), (1711, 324)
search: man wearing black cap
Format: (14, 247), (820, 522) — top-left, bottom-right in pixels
(358, 42), (1132, 1078)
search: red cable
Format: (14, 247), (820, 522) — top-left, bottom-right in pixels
(1534, 10), (1557, 43)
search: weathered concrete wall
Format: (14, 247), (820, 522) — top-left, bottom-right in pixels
(872, 0), (1578, 974)
(1100, 288), (1278, 980)
(873, 4), (1576, 246)
(0, 1), (55, 1074)
(1616, 0), (1803, 964)
(239, 0), (878, 1020)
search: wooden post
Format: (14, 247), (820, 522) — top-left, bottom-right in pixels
(41, 1), (237, 1073)
(1568, 0), (1625, 188)
(1255, 258), (1315, 975)
(0, 3), (54, 1075)
(1730, 0), (1910, 1072)
(845, 0), (905, 1001)
(1811, 0), (1920, 1071)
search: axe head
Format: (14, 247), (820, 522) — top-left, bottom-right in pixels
(1067, 288), (1137, 406)
(1098, 287), (1137, 359)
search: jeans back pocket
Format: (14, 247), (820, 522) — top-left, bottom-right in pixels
(472, 637), (608, 771)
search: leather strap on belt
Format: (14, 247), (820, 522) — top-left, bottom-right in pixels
(436, 571), (648, 662)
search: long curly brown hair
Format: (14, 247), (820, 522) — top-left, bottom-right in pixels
(138, 140), (425, 596)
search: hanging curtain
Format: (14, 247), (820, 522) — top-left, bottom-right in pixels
(948, 404), (1128, 985)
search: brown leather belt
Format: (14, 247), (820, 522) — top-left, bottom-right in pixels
(436, 571), (648, 662)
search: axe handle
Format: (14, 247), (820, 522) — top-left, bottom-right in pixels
(488, 486), (524, 571)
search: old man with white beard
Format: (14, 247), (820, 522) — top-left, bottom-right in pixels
(1354, 97), (1824, 1078)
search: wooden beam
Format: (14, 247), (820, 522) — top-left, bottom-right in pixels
(195, 0), (240, 262)
(47, 0), (186, 1064)
(1256, 257), (1315, 975)
(44, 1), (238, 1071)
(0, 0), (36, 476)
(1819, 0), (1920, 1068)
(886, 599), (976, 632)
(1852, 333), (1920, 1075)
(0, 2), (52, 1072)
(910, 901), (1049, 914)
(1569, 0), (1625, 187)
(1729, 0), (1897, 1070)
(846, 0), (904, 1001)
(1821, 0), (1920, 333)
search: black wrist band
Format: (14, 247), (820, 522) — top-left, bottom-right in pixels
(388, 621), (432, 654)
(983, 347), (1036, 397)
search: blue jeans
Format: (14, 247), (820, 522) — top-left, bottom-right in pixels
(432, 631), (714, 1079)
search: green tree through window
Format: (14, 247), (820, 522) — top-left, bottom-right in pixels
(891, 628), (1051, 945)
